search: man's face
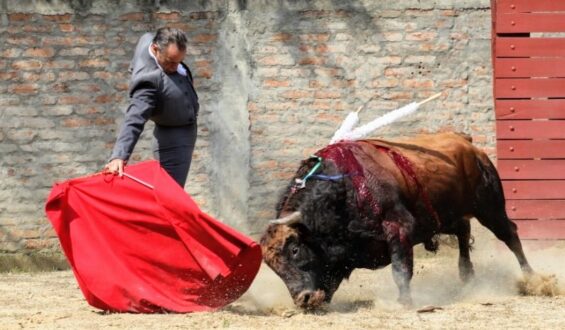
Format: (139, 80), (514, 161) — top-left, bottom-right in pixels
(152, 43), (186, 74)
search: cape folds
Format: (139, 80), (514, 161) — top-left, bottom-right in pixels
(45, 160), (261, 313)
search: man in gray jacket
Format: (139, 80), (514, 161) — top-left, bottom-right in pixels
(105, 27), (199, 187)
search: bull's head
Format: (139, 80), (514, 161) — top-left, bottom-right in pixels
(260, 161), (358, 309)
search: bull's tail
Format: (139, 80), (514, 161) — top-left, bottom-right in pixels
(474, 155), (506, 208)
(472, 155), (534, 274)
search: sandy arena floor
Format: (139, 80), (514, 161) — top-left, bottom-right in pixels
(1, 237), (564, 329)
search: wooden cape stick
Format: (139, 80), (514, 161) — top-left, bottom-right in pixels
(123, 172), (155, 190)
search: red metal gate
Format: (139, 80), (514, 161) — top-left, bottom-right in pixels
(492, 0), (565, 238)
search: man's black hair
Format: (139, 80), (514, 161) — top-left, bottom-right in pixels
(152, 27), (187, 51)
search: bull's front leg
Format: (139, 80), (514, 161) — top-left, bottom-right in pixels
(383, 220), (414, 306)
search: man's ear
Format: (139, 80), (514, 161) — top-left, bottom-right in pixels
(150, 43), (160, 55)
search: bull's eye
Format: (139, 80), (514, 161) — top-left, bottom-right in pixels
(291, 246), (299, 256)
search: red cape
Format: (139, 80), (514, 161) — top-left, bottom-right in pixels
(45, 160), (261, 313)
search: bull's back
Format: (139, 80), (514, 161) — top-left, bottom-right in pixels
(366, 132), (487, 210)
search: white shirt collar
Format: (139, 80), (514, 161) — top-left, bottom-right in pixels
(148, 44), (187, 76)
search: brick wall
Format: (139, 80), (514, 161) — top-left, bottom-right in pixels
(0, 0), (493, 255)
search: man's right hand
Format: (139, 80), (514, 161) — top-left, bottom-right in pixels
(104, 159), (125, 177)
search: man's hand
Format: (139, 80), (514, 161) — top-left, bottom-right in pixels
(104, 159), (125, 177)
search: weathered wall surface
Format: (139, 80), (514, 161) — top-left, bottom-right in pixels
(0, 0), (493, 256)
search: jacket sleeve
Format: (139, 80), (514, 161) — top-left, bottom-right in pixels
(109, 74), (159, 161)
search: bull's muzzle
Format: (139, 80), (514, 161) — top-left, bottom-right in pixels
(294, 289), (326, 309)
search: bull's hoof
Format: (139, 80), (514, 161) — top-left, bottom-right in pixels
(459, 260), (475, 283)
(397, 294), (413, 307)
(294, 290), (326, 310)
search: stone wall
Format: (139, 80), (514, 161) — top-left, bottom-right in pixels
(0, 0), (493, 256)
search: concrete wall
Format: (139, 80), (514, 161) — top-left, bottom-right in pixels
(0, 0), (493, 257)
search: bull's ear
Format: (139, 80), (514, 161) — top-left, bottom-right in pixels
(269, 211), (301, 225)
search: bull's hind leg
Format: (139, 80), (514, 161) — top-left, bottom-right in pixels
(473, 158), (533, 274)
(474, 210), (533, 274)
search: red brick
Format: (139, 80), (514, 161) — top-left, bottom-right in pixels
(94, 117), (115, 126)
(93, 72), (112, 80)
(2, 49), (22, 58)
(58, 96), (89, 105)
(42, 36), (73, 46)
(299, 57), (325, 65)
(372, 78), (399, 88)
(23, 47), (55, 57)
(195, 67), (213, 79)
(383, 91), (413, 100)
(63, 118), (91, 127)
(20, 72), (41, 82)
(403, 79), (435, 89)
(58, 71), (89, 81)
(45, 60), (75, 69)
(281, 90), (313, 99)
(405, 9), (434, 17)
(7, 36), (39, 46)
(22, 24), (53, 33)
(94, 95), (114, 104)
(10, 84), (38, 94)
(165, 23), (195, 32)
(440, 79), (468, 88)
(247, 101), (259, 113)
(299, 10), (329, 18)
(264, 102), (296, 111)
(312, 100), (332, 110)
(115, 82), (129, 91)
(8, 13), (33, 21)
(309, 80), (328, 88)
(79, 59), (110, 68)
(193, 34), (217, 43)
(441, 10), (457, 17)
(189, 11), (219, 20)
(12, 60), (42, 70)
(42, 14), (72, 22)
(272, 33), (292, 42)
(59, 47), (90, 56)
(256, 160), (278, 170)
(298, 33), (330, 42)
(59, 23), (74, 32)
(450, 32), (469, 41)
(316, 44), (330, 53)
(258, 55), (294, 66)
(0, 72), (17, 80)
(314, 113), (342, 123)
(119, 12), (145, 21)
(314, 90), (341, 99)
(51, 83), (69, 93)
(419, 43), (449, 52)
(154, 12), (181, 21)
(264, 79), (290, 88)
(74, 83), (101, 93)
(332, 79), (356, 88)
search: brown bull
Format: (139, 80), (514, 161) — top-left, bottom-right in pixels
(261, 132), (533, 309)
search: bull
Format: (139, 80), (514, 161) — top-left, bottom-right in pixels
(260, 132), (533, 309)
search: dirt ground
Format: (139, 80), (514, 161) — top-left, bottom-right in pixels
(1, 235), (564, 329)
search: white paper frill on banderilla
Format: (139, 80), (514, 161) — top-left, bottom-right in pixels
(329, 92), (443, 145)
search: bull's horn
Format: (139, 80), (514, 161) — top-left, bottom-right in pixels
(270, 211), (301, 225)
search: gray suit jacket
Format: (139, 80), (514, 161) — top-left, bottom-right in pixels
(110, 32), (199, 161)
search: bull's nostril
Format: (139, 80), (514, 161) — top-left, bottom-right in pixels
(303, 292), (311, 304)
